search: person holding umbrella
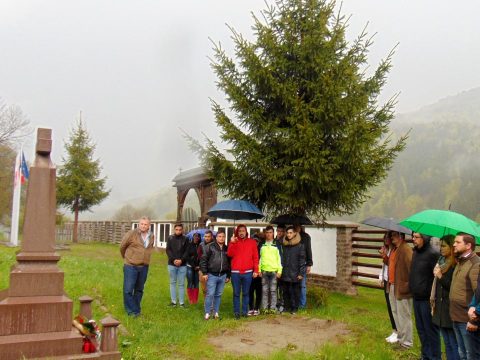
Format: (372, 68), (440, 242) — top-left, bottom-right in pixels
(186, 232), (201, 304)
(200, 231), (230, 320)
(227, 224), (259, 319)
(432, 235), (461, 360)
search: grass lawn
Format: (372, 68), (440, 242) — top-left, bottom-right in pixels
(0, 242), (422, 359)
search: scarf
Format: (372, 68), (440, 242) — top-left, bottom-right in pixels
(430, 256), (449, 315)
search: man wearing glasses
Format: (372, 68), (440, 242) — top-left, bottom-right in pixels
(388, 231), (414, 350)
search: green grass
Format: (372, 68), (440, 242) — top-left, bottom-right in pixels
(0, 243), (422, 359)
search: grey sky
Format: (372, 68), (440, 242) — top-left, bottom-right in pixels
(1, 1), (479, 214)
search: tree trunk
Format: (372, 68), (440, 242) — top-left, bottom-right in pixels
(73, 200), (79, 243)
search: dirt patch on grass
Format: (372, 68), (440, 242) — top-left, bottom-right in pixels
(208, 315), (350, 356)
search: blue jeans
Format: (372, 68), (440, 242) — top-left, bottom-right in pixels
(231, 272), (253, 315)
(186, 266), (199, 289)
(452, 322), (480, 360)
(413, 299), (441, 360)
(299, 270), (307, 308)
(204, 273), (226, 314)
(123, 264), (149, 316)
(168, 265), (187, 305)
(439, 326), (461, 360)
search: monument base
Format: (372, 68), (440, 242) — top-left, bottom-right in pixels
(0, 329), (84, 360)
(0, 295), (73, 336)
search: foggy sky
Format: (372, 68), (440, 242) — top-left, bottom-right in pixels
(1, 0), (479, 215)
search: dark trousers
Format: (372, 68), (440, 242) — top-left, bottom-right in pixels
(383, 280), (397, 330)
(123, 264), (149, 316)
(186, 266), (199, 289)
(283, 281), (301, 312)
(231, 272), (253, 315)
(438, 326), (460, 360)
(276, 279), (284, 309)
(249, 276), (262, 311)
(413, 299), (441, 360)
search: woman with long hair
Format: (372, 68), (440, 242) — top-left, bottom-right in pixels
(431, 235), (460, 360)
(379, 231), (398, 343)
(186, 232), (201, 304)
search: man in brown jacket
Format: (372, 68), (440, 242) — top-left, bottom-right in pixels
(120, 216), (155, 316)
(388, 231), (414, 350)
(450, 233), (480, 360)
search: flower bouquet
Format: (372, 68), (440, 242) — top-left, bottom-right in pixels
(73, 315), (102, 353)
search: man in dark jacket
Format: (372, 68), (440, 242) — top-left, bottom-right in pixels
(200, 231), (230, 320)
(166, 223), (189, 307)
(281, 226), (306, 314)
(409, 232), (440, 360)
(294, 224), (312, 308)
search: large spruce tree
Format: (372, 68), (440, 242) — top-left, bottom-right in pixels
(57, 120), (110, 242)
(190, 0), (407, 220)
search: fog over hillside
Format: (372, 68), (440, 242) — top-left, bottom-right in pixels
(83, 87), (480, 222)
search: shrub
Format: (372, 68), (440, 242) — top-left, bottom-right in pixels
(307, 286), (329, 308)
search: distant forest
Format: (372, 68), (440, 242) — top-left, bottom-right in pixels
(349, 88), (480, 223)
(103, 88), (480, 224)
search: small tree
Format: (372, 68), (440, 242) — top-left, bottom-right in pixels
(189, 0), (407, 220)
(57, 120), (110, 242)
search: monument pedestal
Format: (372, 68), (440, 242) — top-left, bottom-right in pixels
(0, 129), (120, 359)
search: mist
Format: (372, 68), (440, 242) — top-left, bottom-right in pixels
(1, 0), (479, 217)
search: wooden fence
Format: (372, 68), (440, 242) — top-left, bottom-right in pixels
(351, 228), (414, 289)
(55, 221), (132, 244)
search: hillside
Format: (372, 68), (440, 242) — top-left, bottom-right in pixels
(351, 87), (480, 222)
(86, 87), (480, 223)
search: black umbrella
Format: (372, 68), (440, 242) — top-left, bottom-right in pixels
(361, 216), (411, 234)
(270, 214), (313, 225)
(207, 200), (264, 221)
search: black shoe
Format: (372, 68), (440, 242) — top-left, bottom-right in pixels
(234, 313), (240, 320)
(179, 303), (185, 308)
(168, 302), (177, 307)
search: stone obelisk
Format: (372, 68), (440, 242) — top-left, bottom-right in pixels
(0, 128), (85, 359)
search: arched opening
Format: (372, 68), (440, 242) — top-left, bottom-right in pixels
(172, 167), (217, 229)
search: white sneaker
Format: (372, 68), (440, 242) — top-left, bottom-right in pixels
(204, 313), (210, 321)
(386, 332), (398, 343)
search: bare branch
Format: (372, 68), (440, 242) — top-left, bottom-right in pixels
(0, 99), (32, 147)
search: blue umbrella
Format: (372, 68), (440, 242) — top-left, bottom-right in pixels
(186, 229), (217, 241)
(207, 199), (264, 221)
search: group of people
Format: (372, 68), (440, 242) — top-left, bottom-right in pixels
(165, 222), (313, 320)
(380, 230), (480, 359)
(119, 216), (313, 321)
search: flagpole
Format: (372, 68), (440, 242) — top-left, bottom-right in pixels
(10, 151), (22, 247)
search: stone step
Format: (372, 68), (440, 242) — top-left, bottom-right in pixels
(0, 329), (84, 360)
(0, 295), (73, 336)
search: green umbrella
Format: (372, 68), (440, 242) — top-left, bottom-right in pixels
(399, 209), (480, 244)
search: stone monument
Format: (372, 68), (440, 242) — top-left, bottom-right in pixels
(0, 128), (121, 359)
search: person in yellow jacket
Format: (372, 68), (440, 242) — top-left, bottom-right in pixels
(259, 226), (282, 313)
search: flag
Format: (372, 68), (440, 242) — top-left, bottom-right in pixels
(10, 152), (23, 246)
(13, 153), (21, 188)
(21, 151), (29, 183)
